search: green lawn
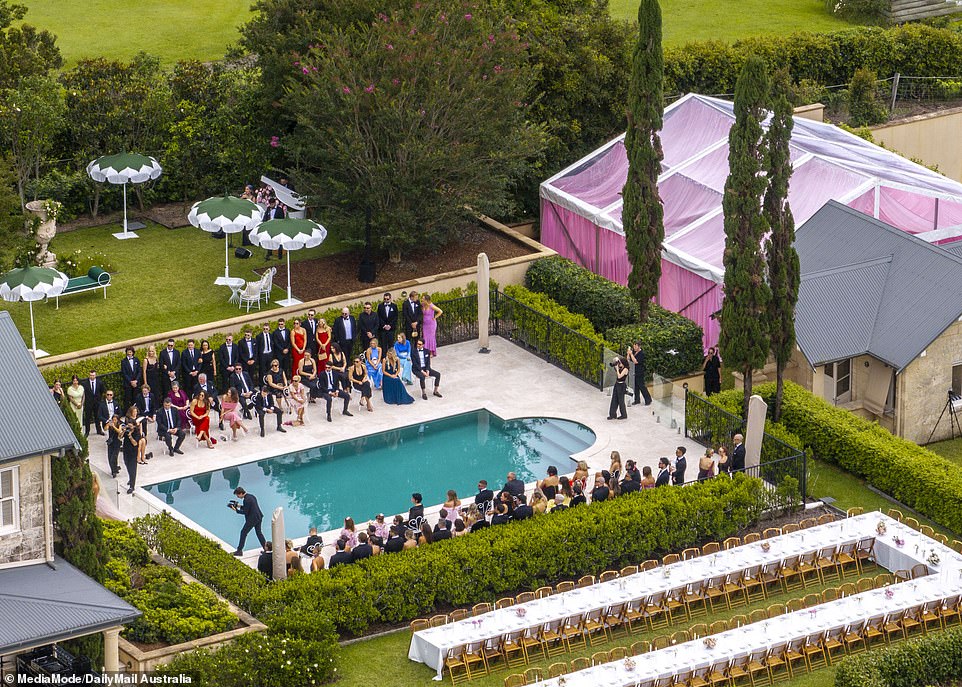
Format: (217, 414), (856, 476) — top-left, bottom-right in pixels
(926, 437), (962, 468)
(610, 0), (857, 44)
(4, 220), (345, 356)
(19, 0), (251, 65)
(336, 566), (881, 687)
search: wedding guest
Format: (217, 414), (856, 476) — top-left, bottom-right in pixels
(530, 490), (548, 515)
(220, 388), (249, 440)
(394, 333), (413, 385)
(330, 539), (352, 567)
(120, 346), (142, 409)
(717, 446), (731, 476)
(254, 387), (286, 437)
(333, 307), (358, 359)
(382, 348), (414, 405)
(402, 530), (417, 550)
(403, 290), (422, 341)
(290, 319), (308, 378)
(198, 339), (217, 384)
(297, 350), (320, 400)
(358, 301), (380, 352)
(105, 413), (123, 478)
(377, 292), (399, 352)
(81, 370), (104, 436)
(411, 339), (442, 401)
(443, 490), (461, 523)
(703, 347), (722, 396)
(420, 294), (443, 356)
(328, 343), (348, 383)
(349, 355), (374, 412)
(157, 397), (187, 456)
(570, 482), (587, 507)
(591, 473), (610, 502)
(655, 458), (672, 487)
(538, 466), (559, 500)
(373, 514), (390, 542)
(143, 344), (162, 398)
(318, 366), (352, 421)
(310, 546), (325, 572)
(288, 375), (308, 426)
(66, 375), (84, 425)
(339, 517), (358, 549)
(698, 447), (716, 481)
(189, 391), (217, 449)
(121, 407), (143, 494)
(364, 338), (383, 389)
(316, 319), (333, 370)
(418, 522), (433, 545)
(167, 380), (190, 427)
(640, 465), (656, 489)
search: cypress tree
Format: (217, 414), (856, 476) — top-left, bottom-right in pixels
(764, 68), (799, 422)
(719, 56), (771, 417)
(621, 0), (664, 322)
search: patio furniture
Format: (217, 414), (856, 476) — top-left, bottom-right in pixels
(54, 267), (111, 309)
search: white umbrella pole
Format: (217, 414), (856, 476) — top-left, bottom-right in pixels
(276, 246), (302, 308)
(123, 183), (128, 234)
(113, 182), (139, 240)
(29, 301), (37, 352)
(225, 235), (231, 280)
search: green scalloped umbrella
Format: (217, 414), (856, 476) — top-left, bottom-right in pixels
(248, 218), (327, 306)
(86, 152), (162, 239)
(0, 266), (68, 357)
(188, 195), (263, 283)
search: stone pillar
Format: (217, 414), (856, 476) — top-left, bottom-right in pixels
(744, 394), (768, 472)
(103, 627), (121, 673)
(271, 507), (287, 581)
(477, 253), (490, 352)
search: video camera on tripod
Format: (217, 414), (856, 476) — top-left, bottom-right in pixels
(927, 389), (962, 443)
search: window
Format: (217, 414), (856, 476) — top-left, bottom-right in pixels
(0, 466), (19, 534)
(823, 359), (852, 403)
(952, 363), (962, 397)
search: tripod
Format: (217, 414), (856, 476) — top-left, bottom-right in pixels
(927, 390), (962, 444)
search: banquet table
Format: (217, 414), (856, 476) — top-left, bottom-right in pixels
(408, 513), (962, 680)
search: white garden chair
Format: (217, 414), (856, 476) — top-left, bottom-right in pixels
(259, 267), (276, 304)
(238, 281), (263, 312)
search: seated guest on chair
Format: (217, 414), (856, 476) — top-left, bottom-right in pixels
(329, 538), (352, 567)
(318, 367), (352, 422)
(254, 386), (286, 437)
(503, 472), (524, 499)
(194, 373), (221, 426)
(351, 531), (375, 561)
(434, 520), (453, 541)
(513, 494), (534, 520)
(230, 368), (256, 418)
(570, 482), (587, 507)
(384, 526), (405, 553)
(475, 480), (494, 505)
(411, 339), (442, 400)
(655, 457), (672, 487)
(135, 385), (157, 428)
(157, 397), (187, 456)
(591, 473), (610, 502)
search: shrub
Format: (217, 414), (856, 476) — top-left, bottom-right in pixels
(835, 627), (962, 687)
(848, 68), (887, 126)
(825, 0), (888, 23)
(606, 320), (704, 379)
(102, 519), (149, 566)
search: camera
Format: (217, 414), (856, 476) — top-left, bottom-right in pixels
(227, 500), (239, 509)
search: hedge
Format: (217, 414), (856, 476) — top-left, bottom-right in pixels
(524, 256), (703, 377)
(834, 627), (962, 687)
(136, 475), (765, 637)
(709, 381), (962, 534)
(663, 24), (962, 99)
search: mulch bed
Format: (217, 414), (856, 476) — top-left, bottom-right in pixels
(258, 222), (535, 302)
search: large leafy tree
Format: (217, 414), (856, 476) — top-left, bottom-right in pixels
(0, 0), (61, 91)
(719, 56), (771, 417)
(0, 156), (33, 271)
(764, 68), (799, 422)
(621, 0), (664, 322)
(284, 1), (545, 257)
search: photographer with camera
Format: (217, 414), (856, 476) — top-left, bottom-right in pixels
(607, 356), (629, 420)
(229, 487), (267, 556)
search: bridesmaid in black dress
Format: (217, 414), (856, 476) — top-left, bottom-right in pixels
(143, 344), (162, 395)
(198, 339), (217, 385)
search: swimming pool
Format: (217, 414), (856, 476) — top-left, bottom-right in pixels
(144, 410), (595, 544)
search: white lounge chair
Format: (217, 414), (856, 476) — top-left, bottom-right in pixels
(238, 281), (263, 312)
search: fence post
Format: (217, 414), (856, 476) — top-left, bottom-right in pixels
(800, 450), (808, 501)
(683, 384), (690, 438)
(890, 72), (900, 115)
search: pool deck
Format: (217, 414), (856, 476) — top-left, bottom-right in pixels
(93, 336), (700, 563)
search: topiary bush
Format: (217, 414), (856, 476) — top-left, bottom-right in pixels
(834, 627), (962, 687)
(606, 319), (704, 379)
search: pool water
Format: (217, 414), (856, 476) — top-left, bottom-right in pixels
(144, 410), (595, 544)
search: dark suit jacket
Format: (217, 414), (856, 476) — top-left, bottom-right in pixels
(411, 348), (434, 375)
(673, 456), (687, 485)
(474, 489), (494, 505)
(332, 315), (358, 347)
(120, 356), (142, 386)
(237, 492), (263, 525)
(513, 504), (534, 520)
(358, 311), (379, 343)
(403, 299), (422, 330)
(318, 370), (347, 394)
(329, 551), (352, 567)
(351, 543), (374, 561)
(219, 343), (241, 374)
(230, 371), (255, 398)
(238, 338), (259, 373)
(377, 302), (398, 334)
(180, 347), (201, 381)
(254, 392), (280, 414)
(97, 399), (119, 426)
(655, 468), (671, 487)
(135, 393), (157, 418)
(433, 529), (452, 541)
(732, 444), (746, 472)
(80, 378), (102, 410)
(160, 347), (181, 380)
(503, 479), (524, 498)
(303, 318), (319, 351)
(157, 405), (182, 433)
(272, 328), (291, 357)
(193, 382), (220, 410)
(257, 332), (276, 368)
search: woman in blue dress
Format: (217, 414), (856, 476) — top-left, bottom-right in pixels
(394, 332), (413, 385)
(364, 338), (383, 389)
(382, 348), (414, 405)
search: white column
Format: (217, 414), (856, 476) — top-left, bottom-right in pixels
(744, 394), (768, 472)
(103, 627), (121, 673)
(477, 252), (490, 352)
(272, 506), (287, 581)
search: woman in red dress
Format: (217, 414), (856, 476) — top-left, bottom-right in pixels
(291, 318), (307, 377)
(189, 390), (216, 449)
(315, 318), (332, 371)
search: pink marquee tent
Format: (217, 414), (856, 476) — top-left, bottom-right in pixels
(540, 94), (962, 346)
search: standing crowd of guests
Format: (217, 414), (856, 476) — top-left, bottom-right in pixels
(50, 291), (446, 495)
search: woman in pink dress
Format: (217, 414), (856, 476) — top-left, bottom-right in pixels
(420, 295), (443, 355)
(220, 388), (248, 440)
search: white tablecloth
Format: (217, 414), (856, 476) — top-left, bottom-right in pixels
(408, 513), (962, 680)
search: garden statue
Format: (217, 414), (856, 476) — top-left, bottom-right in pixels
(25, 200), (60, 268)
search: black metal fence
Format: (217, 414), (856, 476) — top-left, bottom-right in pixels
(684, 388), (807, 497)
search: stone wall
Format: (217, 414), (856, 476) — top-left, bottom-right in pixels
(897, 319), (962, 445)
(0, 454), (48, 567)
(871, 106), (962, 184)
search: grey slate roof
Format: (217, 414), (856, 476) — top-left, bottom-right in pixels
(0, 556), (140, 654)
(794, 201), (962, 370)
(0, 311), (78, 464)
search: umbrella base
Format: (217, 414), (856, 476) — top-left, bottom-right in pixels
(112, 231), (139, 240)
(31, 348), (50, 359)
(276, 297), (302, 308)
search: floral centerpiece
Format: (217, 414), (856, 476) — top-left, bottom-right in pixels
(703, 637), (717, 649)
(514, 607), (527, 619)
(876, 521), (887, 535)
(893, 536), (905, 548)
(927, 550), (941, 566)
(663, 568), (671, 579)
(884, 588), (894, 600)
(557, 677), (566, 687)
(761, 542), (771, 553)
(624, 658), (637, 672)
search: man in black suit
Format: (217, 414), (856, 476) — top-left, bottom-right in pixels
(81, 370), (104, 436)
(620, 471), (640, 494)
(262, 199), (286, 260)
(254, 387), (286, 437)
(377, 292), (398, 352)
(194, 373), (221, 428)
(433, 521), (453, 541)
(317, 367), (352, 422)
(272, 319), (292, 376)
(673, 446), (688, 486)
(491, 503), (511, 526)
(329, 538), (352, 567)
(474, 479), (494, 506)
(135, 386), (157, 437)
(731, 434), (746, 472)
(160, 339), (181, 396)
(157, 397), (187, 456)
(218, 334), (241, 391)
(513, 494), (534, 520)
(229, 487), (267, 555)
(655, 457), (672, 487)
(333, 307), (357, 360)
(303, 309), (319, 357)
(411, 339), (442, 400)
(402, 290), (422, 341)
(105, 413), (122, 478)
(383, 526), (405, 553)
(120, 347), (142, 410)
(358, 301), (380, 352)
(238, 331), (259, 382)
(257, 542), (274, 579)
(230, 369), (256, 419)
(627, 341), (652, 406)
(97, 389), (119, 432)
(351, 532), (375, 561)
(502, 472), (524, 498)
(591, 474), (610, 502)
(180, 339), (201, 389)
(256, 323), (277, 378)
(408, 492), (424, 526)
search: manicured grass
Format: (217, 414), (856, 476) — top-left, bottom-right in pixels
(19, 0), (251, 65)
(3, 220), (345, 355)
(335, 566), (880, 687)
(610, 0), (858, 45)
(926, 437), (962, 468)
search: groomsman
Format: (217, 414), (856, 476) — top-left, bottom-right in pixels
(180, 339), (201, 389)
(120, 347), (142, 410)
(160, 339), (181, 396)
(377, 292), (398, 352)
(257, 323), (276, 377)
(303, 309), (319, 357)
(157, 397), (187, 456)
(333, 307), (358, 359)
(272, 319), (292, 376)
(358, 302), (379, 352)
(238, 331), (259, 381)
(218, 334), (241, 390)
(403, 290), (422, 341)
(81, 370), (104, 436)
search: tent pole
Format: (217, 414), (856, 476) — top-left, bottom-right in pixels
(29, 300), (37, 352)
(122, 183), (128, 234)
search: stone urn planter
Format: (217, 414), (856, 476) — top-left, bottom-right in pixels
(25, 200), (59, 268)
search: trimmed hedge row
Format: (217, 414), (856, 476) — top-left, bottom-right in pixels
(137, 475), (766, 637)
(523, 257), (703, 377)
(664, 24), (962, 99)
(834, 627), (962, 687)
(709, 381), (962, 534)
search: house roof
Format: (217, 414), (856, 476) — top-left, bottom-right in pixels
(795, 201), (962, 370)
(0, 311), (78, 464)
(0, 557), (140, 655)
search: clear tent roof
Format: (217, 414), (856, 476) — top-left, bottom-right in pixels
(541, 94), (962, 283)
